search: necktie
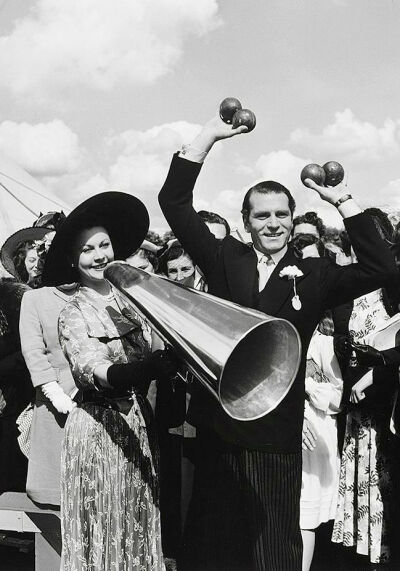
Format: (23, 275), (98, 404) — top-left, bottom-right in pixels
(258, 254), (274, 291)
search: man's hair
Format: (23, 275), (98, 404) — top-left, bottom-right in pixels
(158, 242), (193, 276)
(241, 181), (296, 221)
(130, 247), (159, 272)
(198, 210), (231, 235)
(293, 211), (326, 238)
(364, 207), (393, 243)
(339, 230), (351, 257)
(292, 233), (325, 258)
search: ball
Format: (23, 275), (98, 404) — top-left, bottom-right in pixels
(232, 108), (256, 132)
(300, 164), (326, 186)
(322, 161), (345, 187)
(219, 97), (242, 124)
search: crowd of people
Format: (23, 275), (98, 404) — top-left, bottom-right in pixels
(0, 114), (400, 571)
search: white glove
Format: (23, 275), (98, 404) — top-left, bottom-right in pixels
(41, 381), (76, 414)
(0, 389), (6, 415)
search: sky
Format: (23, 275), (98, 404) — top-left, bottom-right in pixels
(1, 0), (400, 236)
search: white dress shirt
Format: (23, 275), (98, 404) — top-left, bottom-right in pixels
(253, 245), (287, 291)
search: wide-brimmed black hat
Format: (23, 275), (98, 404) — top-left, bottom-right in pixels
(42, 191), (149, 286)
(1, 226), (51, 279)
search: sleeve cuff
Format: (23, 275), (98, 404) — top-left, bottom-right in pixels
(179, 144), (208, 164)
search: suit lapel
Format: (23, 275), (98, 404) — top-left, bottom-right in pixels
(258, 248), (310, 315)
(225, 245), (259, 308)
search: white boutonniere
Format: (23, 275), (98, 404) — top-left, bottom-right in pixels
(279, 265), (304, 311)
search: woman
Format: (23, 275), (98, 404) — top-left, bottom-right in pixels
(126, 240), (160, 273)
(19, 278), (77, 505)
(1, 216), (77, 506)
(42, 191), (177, 570)
(332, 208), (398, 566)
(292, 235), (344, 571)
(1, 226), (51, 286)
(158, 242), (195, 287)
(0, 277), (32, 493)
(0, 225), (53, 494)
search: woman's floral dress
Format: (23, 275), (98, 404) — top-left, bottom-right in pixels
(332, 289), (396, 564)
(58, 287), (164, 571)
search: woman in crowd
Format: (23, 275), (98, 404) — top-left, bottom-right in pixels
(16, 213), (78, 506)
(158, 241), (195, 286)
(126, 240), (160, 273)
(292, 234), (344, 571)
(332, 208), (399, 567)
(42, 191), (178, 570)
(0, 277), (32, 493)
(1, 226), (52, 286)
(0, 225), (54, 493)
(154, 240), (195, 567)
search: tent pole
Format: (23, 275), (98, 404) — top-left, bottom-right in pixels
(0, 181), (39, 217)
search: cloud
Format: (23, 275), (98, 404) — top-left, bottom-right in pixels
(254, 149), (343, 227)
(290, 109), (400, 161)
(105, 121), (203, 194)
(375, 178), (400, 211)
(107, 121), (203, 157)
(0, 119), (83, 176)
(255, 150), (306, 192)
(0, 0), (221, 99)
(43, 120), (204, 212)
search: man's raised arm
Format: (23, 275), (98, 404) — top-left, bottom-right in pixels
(302, 178), (398, 309)
(158, 117), (247, 276)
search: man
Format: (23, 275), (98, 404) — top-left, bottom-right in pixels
(194, 210), (230, 291)
(292, 211), (325, 239)
(158, 116), (397, 571)
(198, 210), (230, 240)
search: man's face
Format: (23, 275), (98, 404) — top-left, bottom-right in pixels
(244, 191), (293, 254)
(205, 222), (228, 240)
(293, 223), (319, 239)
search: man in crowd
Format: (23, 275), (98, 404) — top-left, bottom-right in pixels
(198, 210), (230, 240)
(292, 211), (326, 240)
(158, 115), (397, 571)
(195, 210), (230, 291)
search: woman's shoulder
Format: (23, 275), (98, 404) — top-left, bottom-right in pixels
(59, 288), (97, 322)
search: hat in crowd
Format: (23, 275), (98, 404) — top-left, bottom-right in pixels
(42, 191), (149, 286)
(33, 211), (66, 231)
(0, 226), (51, 280)
(139, 239), (162, 254)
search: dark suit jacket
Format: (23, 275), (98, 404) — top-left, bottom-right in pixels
(159, 154), (398, 452)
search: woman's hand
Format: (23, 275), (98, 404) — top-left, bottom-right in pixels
(351, 343), (386, 368)
(350, 370), (373, 404)
(302, 416), (317, 451)
(104, 348), (180, 393)
(41, 381), (77, 414)
(148, 348), (180, 381)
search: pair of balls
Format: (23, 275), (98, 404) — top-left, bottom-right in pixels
(219, 97), (256, 132)
(300, 161), (344, 187)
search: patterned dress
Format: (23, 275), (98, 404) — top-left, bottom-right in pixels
(332, 289), (396, 564)
(58, 287), (164, 571)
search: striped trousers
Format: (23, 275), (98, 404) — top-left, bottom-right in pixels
(179, 434), (302, 571)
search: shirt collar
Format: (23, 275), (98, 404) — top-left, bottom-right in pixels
(252, 244), (288, 265)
